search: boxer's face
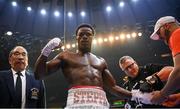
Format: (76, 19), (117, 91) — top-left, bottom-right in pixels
(120, 59), (139, 78)
(9, 46), (28, 72)
(77, 27), (93, 53)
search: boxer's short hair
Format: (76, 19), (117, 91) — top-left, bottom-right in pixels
(75, 24), (95, 36)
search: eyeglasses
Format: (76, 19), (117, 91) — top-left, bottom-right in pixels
(123, 62), (135, 72)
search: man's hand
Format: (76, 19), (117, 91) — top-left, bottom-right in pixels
(140, 74), (164, 93)
(151, 91), (168, 105)
(162, 93), (180, 107)
(41, 37), (62, 57)
(131, 89), (153, 104)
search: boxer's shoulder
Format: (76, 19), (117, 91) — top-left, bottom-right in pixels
(90, 53), (104, 60)
(57, 50), (73, 57)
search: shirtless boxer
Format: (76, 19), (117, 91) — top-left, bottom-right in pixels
(34, 24), (151, 108)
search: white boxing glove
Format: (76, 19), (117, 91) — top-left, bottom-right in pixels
(131, 89), (153, 104)
(41, 37), (61, 57)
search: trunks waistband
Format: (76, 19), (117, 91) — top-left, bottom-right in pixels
(70, 85), (103, 90)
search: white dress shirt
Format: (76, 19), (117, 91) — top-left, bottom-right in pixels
(11, 68), (26, 108)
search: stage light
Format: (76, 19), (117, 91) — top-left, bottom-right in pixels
(138, 32), (142, 36)
(66, 44), (71, 49)
(72, 43), (76, 48)
(120, 34), (125, 40)
(80, 11), (86, 17)
(68, 12), (73, 17)
(115, 36), (119, 40)
(93, 39), (97, 45)
(52, 47), (60, 51)
(41, 9), (46, 15)
(54, 10), (60, 17)
(104, 38), (108, 42)
(131, 32), (137, 38)
(126, 34), (131, 39)
(98, 38), (103, 44)
(61, 46), (65, 50)
(119, 1), (125, 7)
(12, 1), (17, 7)
(27, 6), (32, 11)
(106, 6), (112, 12)
(6, 31), (13, 36)
(132, 0), (138, 2)
(109, 36), (114, 42)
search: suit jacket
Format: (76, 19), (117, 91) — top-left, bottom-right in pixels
(0, 70), (45, 108)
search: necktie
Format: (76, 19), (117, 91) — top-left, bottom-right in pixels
(15, 72), (22, 108)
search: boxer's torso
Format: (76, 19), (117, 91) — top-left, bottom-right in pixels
(59, 51), (106, 87)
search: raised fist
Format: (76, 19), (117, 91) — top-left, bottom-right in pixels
(41, 37), (62, 57)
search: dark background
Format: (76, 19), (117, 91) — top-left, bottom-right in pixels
(0, 0), (179, 107)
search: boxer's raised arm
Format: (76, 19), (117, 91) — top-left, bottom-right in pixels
(34, 38), (63, 80)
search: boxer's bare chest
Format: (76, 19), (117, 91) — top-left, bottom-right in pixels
(64, 53), (104, 69)
(62, 53), (105, 85)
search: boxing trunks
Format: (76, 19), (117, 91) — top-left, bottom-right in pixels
(65, 86), (110, 109)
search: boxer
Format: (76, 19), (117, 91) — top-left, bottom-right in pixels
(35, 24), (152, 108)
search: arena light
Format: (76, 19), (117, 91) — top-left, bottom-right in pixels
(6, 31), (13, 36)
(115, 36), (119, 40)
(72, 43), (76, 48)
(66, 44), (71, 49)
(61, 46), (65, 50)
(27, 6), (32, 12)
(104, 38), (108, 42)
(119, 1), (125, 8)
(93, 39), (97, 45)
(131, 32), (137, 38)
(108, 36), (114, 42)
(106, 6), (112, 13)
(126, 34), (131, 39)
(68, 12), (73, 17)
(40, 9), (46, 15)
(54, 10), (60, 17)
(132, 0), (138, 2)
(56, 48), (60, 51)
(12, 1), (17, 7)
(98, 38), (103, 44)
(80, 11), (86, 17)
(138, 32), (142, 36)
(120, 34), (125, 40)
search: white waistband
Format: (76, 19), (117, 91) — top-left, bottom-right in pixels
(65, 86), (110, 109)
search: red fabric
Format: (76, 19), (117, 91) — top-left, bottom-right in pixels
(169, 28), (180, 57)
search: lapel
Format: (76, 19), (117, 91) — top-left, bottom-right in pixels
(25, 72), (32, 107)
(5, 70), (16, 101)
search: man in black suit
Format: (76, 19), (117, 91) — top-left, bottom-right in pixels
(0, 46), (45, 108)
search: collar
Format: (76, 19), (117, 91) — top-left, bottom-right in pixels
(11, 68), (26, 77)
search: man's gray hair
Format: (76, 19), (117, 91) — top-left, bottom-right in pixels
(119, 56), (135, 65)
(9, 46), (28, 57)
